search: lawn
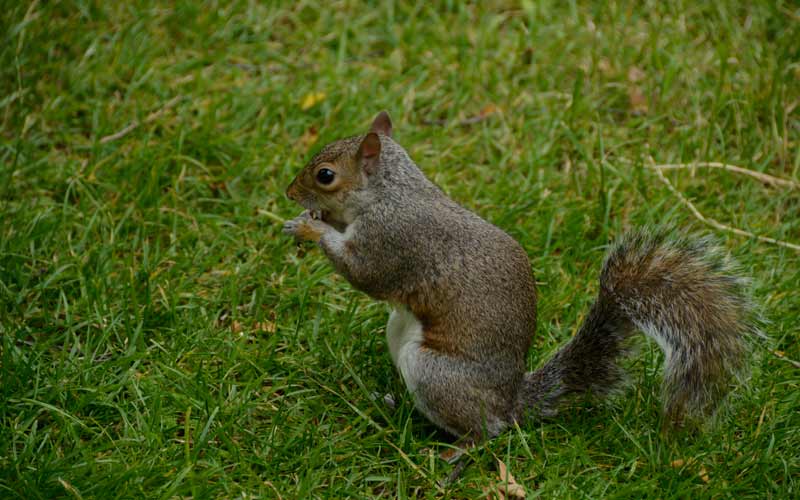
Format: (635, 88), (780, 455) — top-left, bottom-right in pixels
(1, 1), (798, 498)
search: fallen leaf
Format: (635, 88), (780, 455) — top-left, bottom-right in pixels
(627, 66), (646, 83)
(628, 86), (648, 114)
(671, 458), (708, 483)
(597, 58), (612, 75)
(479, 103), (498, 118)
(231, 320), (243, 334)
(208, 181), (228, 197)
(483, 485), (504, 500)
(300, 92), (326, 110)
(299, 125), (319, 150)
(254, 321), (276, 334)
(495, 458), (526, 499)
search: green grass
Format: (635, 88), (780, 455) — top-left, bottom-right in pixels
(1, 1), (798, 498)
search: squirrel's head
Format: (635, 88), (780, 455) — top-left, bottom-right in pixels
(286, 111), (393, 227)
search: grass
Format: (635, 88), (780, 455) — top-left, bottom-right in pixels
(1, 0), (798, 498)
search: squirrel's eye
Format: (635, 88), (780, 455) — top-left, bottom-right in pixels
(316, 168), (335, 185)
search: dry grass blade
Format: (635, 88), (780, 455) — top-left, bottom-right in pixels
(58, 477), (84, 500)
(770, 349), (800, 369)
(384, 441), (444, 494)
(423, 104), (499, 126)
(648, 161), (799, 189)
(100, 95), (183, 144)
(698, 467), (710, 483)
(649, 158), (800, 252)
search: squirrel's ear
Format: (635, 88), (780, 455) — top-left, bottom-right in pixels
(369, 111), (392, 137)
(357, 132), (381, 175)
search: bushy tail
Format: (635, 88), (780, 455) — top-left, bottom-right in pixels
(515, 229), (760, 425)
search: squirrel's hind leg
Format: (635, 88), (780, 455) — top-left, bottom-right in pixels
(386, 307), (512, 438)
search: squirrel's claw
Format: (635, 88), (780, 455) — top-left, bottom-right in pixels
(283, 211), (325, 243)
(282, 211), (307, 235)
(281, 218), (302, 236)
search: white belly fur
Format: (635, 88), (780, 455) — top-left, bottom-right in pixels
(386, 307), (423, 393)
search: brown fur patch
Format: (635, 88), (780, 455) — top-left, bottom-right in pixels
(295, 221), (323, 242)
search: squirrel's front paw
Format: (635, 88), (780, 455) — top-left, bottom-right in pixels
(283, 211), (326, 243)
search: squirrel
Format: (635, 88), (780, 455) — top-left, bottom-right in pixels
(283, 111), (759, 440)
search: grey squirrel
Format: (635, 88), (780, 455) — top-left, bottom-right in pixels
(283, 111), (758, 439)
